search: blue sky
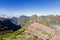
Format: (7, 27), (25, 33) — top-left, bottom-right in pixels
(0, 0), (60, 17)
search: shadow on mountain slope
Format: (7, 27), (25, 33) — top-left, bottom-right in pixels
(0, 19), (21, 31)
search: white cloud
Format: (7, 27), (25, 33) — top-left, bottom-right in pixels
(0, 8), (60, 18)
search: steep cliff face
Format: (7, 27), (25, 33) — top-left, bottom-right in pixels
(0, 17), (21, 31)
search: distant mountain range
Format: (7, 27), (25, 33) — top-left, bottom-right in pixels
(0, 15), (60, 40)
(0, 15), (60, 32)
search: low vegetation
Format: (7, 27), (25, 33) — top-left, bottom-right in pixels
(0, 15), (60, 40)
(0, 20), (33, 40)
